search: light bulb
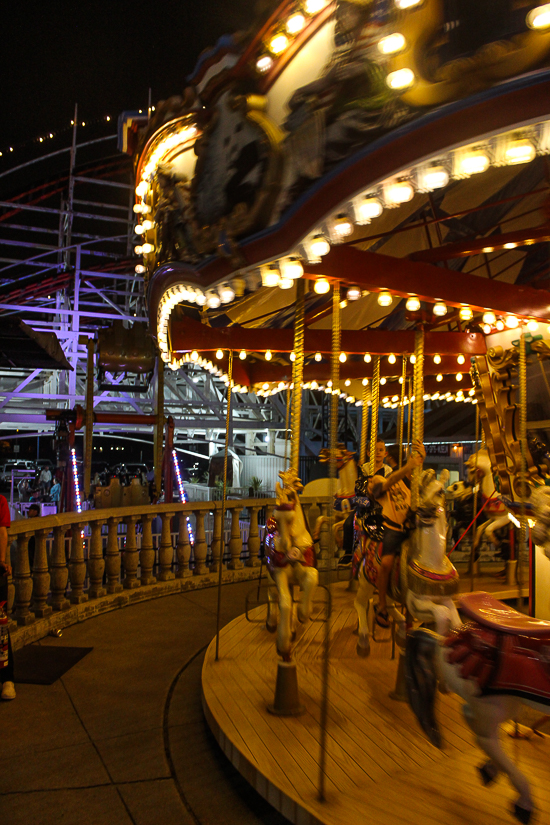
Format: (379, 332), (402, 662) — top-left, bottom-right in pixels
(422, 166), (449, 190)
(219, 283), (236, 303)
(436, 373), (443, 382)
(265, 350), (272, 361)
(410, 354), (416, 364)
(134, 245), (143, 255)
(314, 352), (322, 362)
(380, 377), (387, 385)
(386, 68), (415, 90)
(216, 349), (223, 359)
(482, 324), (492, 334)
(290, 351), (296, 361)
(433, 354), (441, 364)
(364, 353), (371, 363)
(406, 296), (420, 312)
(505, 315), (519, 328)
(141, 242), (154, 253)
(482, 311), (496, 325)
(262, 383), (269, 390)
(310, 234), (330, 257)
(496, 319), (505, 331)
(339, 352), (347, 363)
(456, 373), (463, 382)
(237, 350), (246, 361)
(314, 278), (330, 294)
(205, 290), (221, 309)
(459, 306), (473, 321)
(385, 180), (414, 205)
(388, 353), (396, 364)
(527, 4), (550, 29)
(279, 257), (303, 279)
(346, 286), (361, 301)
(345, 379), (351, 387)
(195, 291), (206, 306)
(433, 301), (447, 317)
(457, 354), (465, 365)
(286, 12), (305, 34)
(133, 203), (144, 213)
(134, 224), (145, 235)
(356, 196), (383, 223)
(261, 265), (280, 288)
(256, 54), (273, 74)
(269, 33), (288, 55)
(395, 0), (422, 7)
(378, 33), (406, 54)
(333, 213), (353, 238)
(458, 150), (490, 176)
(527, 320), (539, 332)
(279, 277), (294, 289)
(136, 181), (148, 198)
(135, 264), (146, 274)
(504, 138), (536, 165)
(142, 220), (154, 230)
(377, 291), (392, 307)
(362, 378), (368, 386)
(191, 350), (199, 361)
(304, 0), (328, 12)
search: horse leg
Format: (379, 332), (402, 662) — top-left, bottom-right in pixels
(465, 697), (534, 822)
(272, 569), (293, 660)
(266, 571), (278, 633)
(294, 564), (319, 623)
(354, 570), (371, 657)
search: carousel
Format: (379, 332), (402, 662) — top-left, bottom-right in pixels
(128, 2), (550, 823)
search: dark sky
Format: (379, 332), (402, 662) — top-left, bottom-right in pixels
(2, 1), (256, 156)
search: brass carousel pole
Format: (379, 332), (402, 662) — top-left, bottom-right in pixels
(319, 281), (340, 802)
(517, 329), (527, 609)
(359, 378), (369, 468)
(291, 280), (305, 474)
(407, 376), (413, 454)
(411, 329), (424, 511)
(398, 356), (407, 469)
(215, 350), (234, 661)
(369, 357), (381, 476)
(470, 404), (480, 592)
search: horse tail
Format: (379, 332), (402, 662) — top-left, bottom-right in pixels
(405, 628), (442, 749)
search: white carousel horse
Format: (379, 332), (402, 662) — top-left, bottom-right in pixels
(265, 468), (319, 661)
(354, 470), (460, 657)
(465, 449), (510, 554)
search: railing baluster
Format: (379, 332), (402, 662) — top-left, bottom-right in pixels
(193, 510), (208, 575)
(209, 506), (224, 573)
(6, 539), (15, 619)
(106, 517), (123, 594)
(140, 514), (156, 585)
(228, 505), (243, 570)
(123, 516), (140, 589)
(50, 526), (69, 611)
(32, 529), (52, 617)
(176, 512), (192, 578)
(88, 520), (106, 599)
(247, 506), (261, 567)
(14, 533), (34, 625)
(69, 523), (88, 604)
(158, 512), (175, 581)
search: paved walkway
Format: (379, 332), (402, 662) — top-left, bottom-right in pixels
(1, 581), (288, 825)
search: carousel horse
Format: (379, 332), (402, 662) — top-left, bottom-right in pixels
(466, 449), (510, 555)
(354, 469), (460, 657)
(406, 485), (550, 825)
(265, 468), (319, 661)
(302, 445), (358, 556)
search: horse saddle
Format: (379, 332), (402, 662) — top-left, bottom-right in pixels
(444, 592), (550, 703)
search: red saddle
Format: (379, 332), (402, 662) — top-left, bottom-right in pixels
(444, 592), (550, 703)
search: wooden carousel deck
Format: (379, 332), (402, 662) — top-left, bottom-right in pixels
(202, 581), (549, 825)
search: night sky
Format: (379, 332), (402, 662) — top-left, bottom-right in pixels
(2, 0), (259, 159)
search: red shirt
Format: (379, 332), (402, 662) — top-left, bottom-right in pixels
(0, 495), (11, 528)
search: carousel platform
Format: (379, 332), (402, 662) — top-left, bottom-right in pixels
(202, 581), (549, 825)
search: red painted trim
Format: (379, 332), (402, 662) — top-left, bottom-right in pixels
(410, 225), (550, 263)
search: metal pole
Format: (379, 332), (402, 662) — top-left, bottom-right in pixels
(290, 279), (305, 475)
(518, 330), (527, 609)
(83, 337), (94, 499)
(369, 357), (381, 476)
(154, 358), (164, 498)
(411, 329), (424, 511)
(215, 350), (234, 661)
(470, 404), (480, 591)
(398, 356), (407, 469)
(359, 379), (369, 467)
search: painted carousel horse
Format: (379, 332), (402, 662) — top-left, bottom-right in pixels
(265, 468), (319, 661)
(354, 469), (460, 657)
(466, 449), (510, 555)
(302, 446), (358, 553)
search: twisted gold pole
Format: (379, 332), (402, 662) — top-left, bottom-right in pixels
(369, 356), (381, 476)
(398, 355), (407, 469)
(291, 279), (305, 474)
(359, 379), (369, 467)
(411, 329), (425, 511)
(518, 330), (527, 604)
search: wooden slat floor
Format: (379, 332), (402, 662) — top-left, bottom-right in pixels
(202, 581), (550, 825)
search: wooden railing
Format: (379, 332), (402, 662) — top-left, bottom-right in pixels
(4, 497), (334, 632)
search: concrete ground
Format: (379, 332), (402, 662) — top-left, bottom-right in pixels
(0, 581), (289, 825)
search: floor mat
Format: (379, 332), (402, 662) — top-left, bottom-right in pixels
(13, 645), (93, 685)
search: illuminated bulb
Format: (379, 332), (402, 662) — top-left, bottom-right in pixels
(191, 350), (199, 361)
(142, 219), (154, 230)
(388, 353), (396, 364)
(457, 354), (465, 365)
(141, 242), (154, 253)
(290, 351), (296, 361)
(458, 150), (490, 176)
(216, 349), (223, 360)
(433, 353), (441, 365)
(527, 4), (550, 29)
(269, 33), (289, 55)
(505, 315), (519, 328)
(280, 257), (303, 279)
(385, 179), (414, 205)
(238, 350), (246, 361)
(339, 352), (347, 363)
(364, 353), (372, 363)
(314, 278), (330, 294)
(256, 54), (273, 74)
(386, 68), (415, 90)
(362, 378), (369, 386)
(286, 12), (306, 34)
(410, 354), (416, 364)
(392, 395), (399, 403)
(134, 245), (143, 255)
(265, 350), (272, 361)
(219, 283), (236, 303)
(482, 246), (494, 253)
(378, 33), (406, 54)
(504, 138), (536, 165)
(311, 380), (319, 390)
(315, 352), (322, 362)
(406, 296), (420, 311)
(456, 373), (463, 382)
(262, 383), (269, 390)
(527, 320), (539, 332)
(482, 311), (496, 325)
(459, 306), (473, 321)
(423, 166), (449, 190)
(195, 291), (206, 306)
(356, 196), (383, 223)
(135, 264), (146, 274)
(327, 381), (332, 388)
(433, 301), (447, 316)
(504, 242), (517, 249)
(333, 213), (353, 238)
(482, 324), (492, 334)
(345, 379), (351, 387)
(279, 277), (294, 289)
(304, 0), (328, 12)
(380, 377), (387, 385)
(436, 373), (443, 382)
(496, 320), (505, 331)
(135, 224), (145, 234)
(136, 181), (148, 198)
(377, 291), (393, 307)
(346, 286), (361, 302)
(261, 265), (280, 288)
(205, 290), (221, 309)
(310, 234), (330, 257)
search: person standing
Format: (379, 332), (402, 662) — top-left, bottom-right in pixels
(50, 479), (61, 510)
(0, 492), (15, 700)
(39, 465), (52, 496)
